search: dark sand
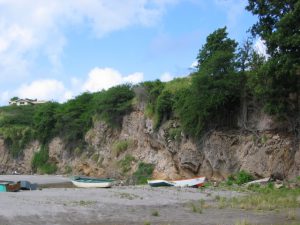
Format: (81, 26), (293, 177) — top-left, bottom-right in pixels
(0, 175), (299, 225)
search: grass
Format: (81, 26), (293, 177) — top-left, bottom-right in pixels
(234, 220), (253, 225)
(71, 200), (96, 207)
(151, 210), (160, 216)
(189, 199), (206, 213)
(215, 184), (300, 211)
(118, 192), (141, 200)
(287, 209), (296, 220)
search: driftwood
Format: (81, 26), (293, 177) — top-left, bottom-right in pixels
(245, 177), (270, 186)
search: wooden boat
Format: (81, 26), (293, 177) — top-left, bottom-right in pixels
(71, 176), (114, 188)
(148, 176), (205, 188)
(0, 181), (21, 192)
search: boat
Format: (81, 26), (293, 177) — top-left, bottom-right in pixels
(71, 176), (114, 188)
(147, 180), (175, 187)
(148, 176), (206, 188)
(20, 180), (38, 190)
(173, 176), (206, 187)
(0, 181), (21, 192)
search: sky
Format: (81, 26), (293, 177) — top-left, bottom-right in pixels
(0, 0), (260, 105)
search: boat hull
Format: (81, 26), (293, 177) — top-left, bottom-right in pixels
(0, 181), (21, 192)
(148, 177), (205, 188)
(148, 180), (175, 187)
(71, 176), (114, 188)
(173, 177), (205, 187)
(71, 180), (112, 188)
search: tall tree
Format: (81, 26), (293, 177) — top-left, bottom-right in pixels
(196, 27), (237, 77)
(176, 27), (239, 137)
(246, 0), (299, 118)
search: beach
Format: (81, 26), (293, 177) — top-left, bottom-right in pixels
(0, 175), (298, 225)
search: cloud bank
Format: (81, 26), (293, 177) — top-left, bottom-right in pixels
(0, 0), (178, 81)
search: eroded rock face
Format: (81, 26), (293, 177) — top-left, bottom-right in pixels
(0, 139), (10, 173)
(1, 104), (299, 180)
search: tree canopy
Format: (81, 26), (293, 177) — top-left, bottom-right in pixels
(246, 0), (299, 117)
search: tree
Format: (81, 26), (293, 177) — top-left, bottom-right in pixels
(94, 84), (135, 127)
(196, 27), (237, 77)
(246, 0), (299, 117)
(176, 27), (239, 137)
(34, 102), (60, 144)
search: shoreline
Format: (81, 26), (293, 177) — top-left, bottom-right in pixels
(1, 175), (299, 225)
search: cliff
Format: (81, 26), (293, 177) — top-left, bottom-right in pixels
(0, 102), (299, 181)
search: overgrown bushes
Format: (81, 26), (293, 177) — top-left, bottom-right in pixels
(226, 170), (254, 186)
(118, 154), (136, 174)
(31, 145), (57, 174)
(0, 84), (135, 158)
(132, 162), (154, 184)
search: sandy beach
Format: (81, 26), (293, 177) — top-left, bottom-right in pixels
(0, 175), (299, 225)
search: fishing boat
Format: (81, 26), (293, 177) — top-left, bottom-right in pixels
(148, 176), (205, 188)
(0, 181), (21, 192)
(71, 176), (114, 188)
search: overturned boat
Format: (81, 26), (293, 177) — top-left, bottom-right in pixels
(148, 176), (206, 188)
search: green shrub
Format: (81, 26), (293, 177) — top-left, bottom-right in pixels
(132, 162), (154, 185)
(31, 145), (49, 171)
(38, 162), (57, 174)
(112, 139), (134, 157)
(226, 170), (254, 186)
(168, 127), (182, 141)
(93, 84), (135, 128)
(118, 154), (136, 174)
(0, 126), (34, 158)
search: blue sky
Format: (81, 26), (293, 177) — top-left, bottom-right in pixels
(0, 0), (259, 105)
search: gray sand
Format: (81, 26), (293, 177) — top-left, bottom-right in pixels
(0, 175), (299, 225)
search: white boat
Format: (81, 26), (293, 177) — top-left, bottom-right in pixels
(173, 176), (206, 187)
(148, 176), (205, 188)
(71, 176), (114, 188)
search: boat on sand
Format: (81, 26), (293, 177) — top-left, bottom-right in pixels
(71, 176), (114, 188)
(148, 176), (206, 188)
(0, 181), (21, 192)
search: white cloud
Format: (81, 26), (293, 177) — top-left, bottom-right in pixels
(15, 79), (71, 102)
(0, 0), (179, 81)
(160, 72), (173, 82)
(254, 38), (269, 58)
(190, 61), (198, 68)
(123, 72), (144, 84)
(0, 66), (145, 105)
(82, 67), (144, 92)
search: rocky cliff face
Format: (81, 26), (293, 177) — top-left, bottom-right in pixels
(0, 102), (299, 180)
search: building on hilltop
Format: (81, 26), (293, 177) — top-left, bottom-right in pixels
(9, 98), (48, 106)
